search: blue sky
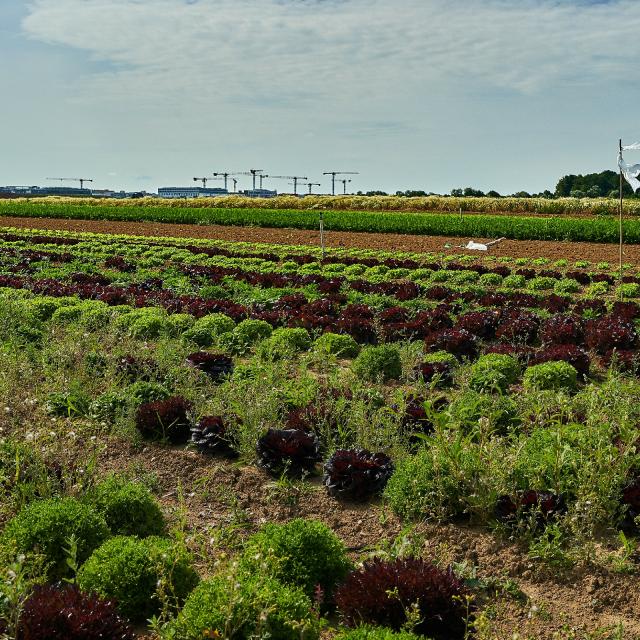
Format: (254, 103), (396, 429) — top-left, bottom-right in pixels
(1, 0), (640, 194)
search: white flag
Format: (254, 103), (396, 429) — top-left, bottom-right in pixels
(618, 153), (640, 192)
(623, 142), (640, 150)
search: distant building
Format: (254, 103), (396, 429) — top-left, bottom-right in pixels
(240, 189), (278, 198)
(158, 186), (229, 199)
(0, 186), (91, 197)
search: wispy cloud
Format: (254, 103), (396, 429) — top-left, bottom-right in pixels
(6, 0), (640, 193)
(22, 0), (640, 108)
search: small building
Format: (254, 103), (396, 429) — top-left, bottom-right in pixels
(157, 186), (229, 199)
(240, 189), (278, 198)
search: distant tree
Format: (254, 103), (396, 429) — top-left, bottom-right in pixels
(586, 186), (601, 198)
(555, 169), (631, 197)
(512, 191), (531, 198)
(450, 188), (463, 197)
(463, 187), (485, 197)
(486, 190), (501, 198)
(570, 190), (586, 199)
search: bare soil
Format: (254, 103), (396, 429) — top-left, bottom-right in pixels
(1, 215), (640, 264)
(88, 436), (640, 639)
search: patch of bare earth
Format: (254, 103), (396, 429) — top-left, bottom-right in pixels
(83, 436), (640, 639)
(2, 215), (640, 264)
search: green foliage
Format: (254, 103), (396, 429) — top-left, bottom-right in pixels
(586, 281), (609, 296)
(523, 361), (578, 392)
(125, 381), (171, 406)
(618, 282), (640, 298)
(555, 170), (628, 198)
(45, 387), (91, 418)
(85, 475), (165, 537)
(527, 277), (556, 291)
(182, 313), (235, 347)
(448, 390), (520, 433)
(352, 345), (402, 382)
(50, 305), (83, 324)
(165, 574), (319, 640)
(554, 278), (580, 294)
(502, 274), (526, 289)
(314, 332), (360, 358)
(218, 319), (273, 354)
(384, 435), (486, 521)
(423, 351), (458, 366)
(335, 628), (423, 640)
(130, 315), (170, 340)
(77, 536), (199, 622)
(0, 441), (53, 511)
(79, 302), (113, 330)
(257, 328), (312, 360)
(166, 313), (195, 336)
(28, 298), (65, 321)
(478, 272), (502, 286)
(2, 497), (109, 579)
(241, 519), (351, 598)
(9, 199), (640, 243)
(468, 354), (520, 393)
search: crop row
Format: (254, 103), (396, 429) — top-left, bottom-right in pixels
(6, 193), (640, 216)
(3, 201), (640, 243)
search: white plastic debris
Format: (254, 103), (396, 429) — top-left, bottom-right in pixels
(446, 237), (506, 252)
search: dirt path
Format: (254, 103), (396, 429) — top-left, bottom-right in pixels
(1, 215), (640, 264)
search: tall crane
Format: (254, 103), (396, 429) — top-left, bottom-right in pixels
(231, 178), (238, 193)
(193, 177), (209, 188)
(322, 171), (359, 196)
(267, 175), (308, 195)
(212, 171), (240, 191)
(46, 177), (94, 190)
(339, 179), (352, 195)
(236, 169), (265, 191)
(302, 182), (321, 195)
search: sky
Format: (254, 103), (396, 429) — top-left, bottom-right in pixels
(1, 0), (640, 194)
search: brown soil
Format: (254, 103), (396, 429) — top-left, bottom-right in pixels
(62, 434), (640, 639)
(2, 215), (640, 264)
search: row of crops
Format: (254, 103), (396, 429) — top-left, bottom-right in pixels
(2, 228), (640, 637)
(3, 199), (640, 243)
(6, 194), (640, 216)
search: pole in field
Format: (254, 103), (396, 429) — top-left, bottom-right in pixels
(618, 139), (640, 283)
(320, 212), (325, 261)
(619, 138), (624, 285)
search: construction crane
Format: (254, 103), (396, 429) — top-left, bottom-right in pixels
(302, 182), (321, 195)
(322, 171), (359, 196)
(212, 171), (240, 191)
(193, 177), (209, 188)
(267, 175), (308, 195)
(236, 169), (265, 191)
(231, 178), (238, 193)
(46, 177), (94, 190)
(339, 179), (352, 195)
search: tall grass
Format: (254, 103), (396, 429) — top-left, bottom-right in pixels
(2, 194), (640, 216)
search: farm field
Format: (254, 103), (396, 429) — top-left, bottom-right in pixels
(3, 226), (640, 638)
(3, 214), (640, 264)
(3, 199), (640, 244)
(5, 194), (640, 216)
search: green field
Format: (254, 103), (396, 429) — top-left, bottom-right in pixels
(1, 199), (640, 243)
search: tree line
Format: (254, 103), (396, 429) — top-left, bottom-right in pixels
(354, 170), (636, 198)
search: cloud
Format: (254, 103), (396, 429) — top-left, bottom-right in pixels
(22, 0), (640, 112)
(12, 0), (640, 193)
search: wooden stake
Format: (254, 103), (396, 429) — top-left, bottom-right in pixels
(620, 138), (624, 286)
(320, 211), (325, 261)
